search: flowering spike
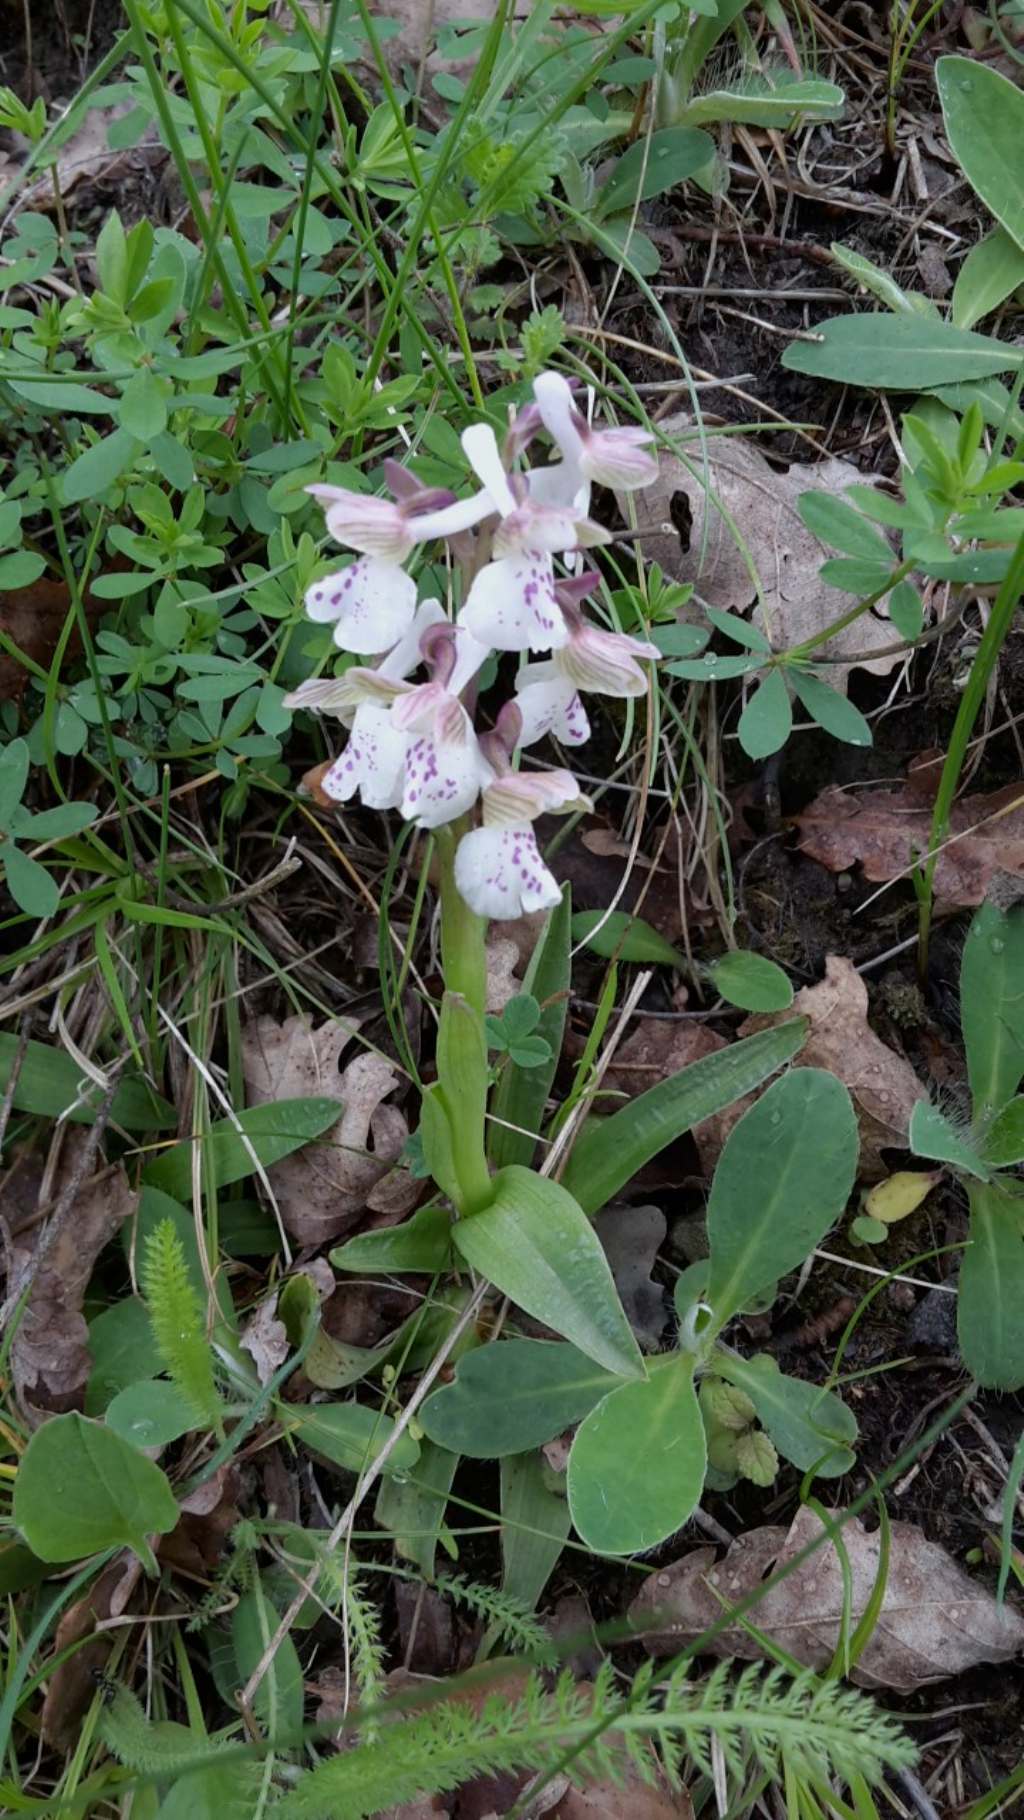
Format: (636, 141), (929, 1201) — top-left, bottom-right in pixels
(555, 616), (659, 697)
(462, 423), (517, 517)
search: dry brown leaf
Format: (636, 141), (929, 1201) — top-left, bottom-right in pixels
(157, 1465), (240, 1577)
(10, 105), (162, 212)
(240, 1294), (290, 1386)
(631, 427), (903, 690)
(242, 1014), (411, 1245)
(41, 1552), (141, 1750)
(739, 955), (927, 1177)
(485, 936), (523, 1012)
(552, 1774), (693, 1820)
(628, 1506), (1024, 1692)
(797, 778), (1024, 912)
(6, 1140), (137, 1420)
(0, 575), (105, 702)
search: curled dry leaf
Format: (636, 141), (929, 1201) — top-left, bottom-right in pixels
(5, 1139), (137, 1420)
(630, 426), (903, 690)
(242, 1014), (413, 1245)
(41, 1552), (141, 1751)
(157, 1465), (240, 1577)
(628, 1505), (1024, 1692)
(797, 776), (1024, 912)
(240, 1294), (290, 1386)
(740, 955), (926, 1177)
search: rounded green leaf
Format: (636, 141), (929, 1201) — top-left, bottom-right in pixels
(106, 1379), (197, 1450)
(706, 1069), (858, 1329)
(598, 128), (715, 215)
(568, 1356), (706, 1554)
(62, 427), (141, 505)
(420, 1340), (620, 1457)
(707, 951), (793, 1012)
(3, 845), (58, 916)
(453, 1165), (644, 1379)
(13, 1412), (179, 1568)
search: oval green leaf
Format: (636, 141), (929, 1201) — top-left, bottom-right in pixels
(331, 1202), (452, 1275)
(453, 1165), (644, 1380)
(568, 1355), (706, 1554)
(420, 1340), (620, 1457)
(937, 58), (1024, 252)
(13, 1412), (179, 1570)
(706, 1069), (858, 1330)
(707, 951), (793, 1012)
(106, 1379), (197, 1450)
(714, 1352), (857, 1477)
(737, 668), (792, 760)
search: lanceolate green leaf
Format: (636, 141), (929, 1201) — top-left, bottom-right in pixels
(232, 1582), (304, 1745)
(570, 909), (685, 967)
(706, 1069), (858, 1331)
(13, 1413), (179, 1572)
(714, 1352), (857, 1477)
(958, 1182), (1024, 1391)
(960, 902), (1024, 1119)
(597, 128), (715, 216)
(937, 58), (1024, 253)
(952, 228), (1024, 332)
(562, 1019), (808, 1216)
(282, 1400), (420, 1477)
(420, 1339), (620, 1457)
(143, 1096), (342, 1197)
(500, 1451), (572, 1614)
(0, 1033), (175, 1131)
(490, 889), (571, 1170)
(331, 1202), (453, 1275)
(452, 1166), (644, 1379)
(567, 1355), (705, 1554)
(782, 313), (1021, 389)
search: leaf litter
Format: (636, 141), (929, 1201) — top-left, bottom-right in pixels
(628, 1505), (1024, 1692)
(797, 759), (1024, 911)
(629, 427), (907, 690)
(241, 1013), (418, 1245)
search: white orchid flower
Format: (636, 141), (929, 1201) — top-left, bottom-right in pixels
(454, 767), (586, 919)
(457, 424), (609, 654)
(533, 371), (659, 491)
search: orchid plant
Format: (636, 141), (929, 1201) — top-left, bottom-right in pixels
(285, 372), (662, 1376)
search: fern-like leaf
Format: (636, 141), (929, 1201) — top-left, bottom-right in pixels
(274, 1662), (915, 1820)
(439, 1573), (557, 1664)
(141, 1218), (222, 1436)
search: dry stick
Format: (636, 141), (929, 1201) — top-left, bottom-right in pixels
(238, 1279), (489, 1715)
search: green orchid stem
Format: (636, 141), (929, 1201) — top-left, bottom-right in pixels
(917, 531), (1024, 976)
(435, 825), (493, 1216)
